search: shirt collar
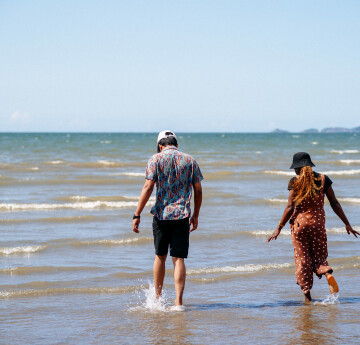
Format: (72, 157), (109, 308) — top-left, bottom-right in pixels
(162, 146), (178, 152)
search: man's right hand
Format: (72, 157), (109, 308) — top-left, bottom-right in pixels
(189, 215), (198, 232)
(132, 218), (140, 233)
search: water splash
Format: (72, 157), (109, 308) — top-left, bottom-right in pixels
(129, 282), (168, 313)
(169, 305), (186, 312)
(314, 293), (340, 306)
(143, 282), (168, 312)
(129, 282), (186, 313)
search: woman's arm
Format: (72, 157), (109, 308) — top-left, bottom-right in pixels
(326, 186), (359, 238)
(267, 189), (295, 242)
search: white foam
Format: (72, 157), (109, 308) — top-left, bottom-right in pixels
(69, 195), (154, 201)
(338, 198), (360, 204)
(339, 160), (360, 165)
(69, 195), (87, 201)
(97, 160), (117, 166)
(323, 169), (360, 176)
(116, 172), (144, 177)
(0, 245), (46, 255)
(30, 167), (39, 171)
(267, 197), (360, 204)
(331, 150), (359, 154)
(251, 230), (292, 236)
(169, 305), (186, 312)
(248, 226), (359, 237)
(311, 141), (318, 145)
(187, 262), (293, 275)
(267, 198), (288, 203)
(0, 201), (139, 210)
(78, 237), (152, 246)
(100, 141), (112, 144)
(265, 169), (360, 176)
(46, 160), (64, 165)
(264, 171), (295, 176)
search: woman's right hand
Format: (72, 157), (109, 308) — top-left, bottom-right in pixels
(346, 225), (360, 238)
(266, 228), (281, 243)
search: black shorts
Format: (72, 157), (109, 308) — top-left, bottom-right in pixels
(152, 217), (190, 258)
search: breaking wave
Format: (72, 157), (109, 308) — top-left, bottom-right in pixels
(248, 227), (359, 237)
(264, 169), (360, 177)
(187, 262), (293, 275)
(330, 150), (359, 154)
(0, 286), (137, 298)
(109, 172), (145, 177)
(0, 245), (46, 255)
(339, 160), (360, 165)
(337, 198), (360, 204)
(0, 236), (152, 256)
(0, 201), (139, 211)
(0, 266), (101, 275)
(72, 237), (153, 246)
(266, 197), (360, 204)
(264, 171), (295, 176)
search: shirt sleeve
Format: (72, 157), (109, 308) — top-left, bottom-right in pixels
(288, 177), (296, 190)
(324, 174), (333, 191)
(192, 160), (203, 184)
(145, 156), (158, 182)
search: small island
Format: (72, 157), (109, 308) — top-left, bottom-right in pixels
(272, 126), (360, 133)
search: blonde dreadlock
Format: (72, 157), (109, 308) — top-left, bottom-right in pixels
(293, 166), (322, 206)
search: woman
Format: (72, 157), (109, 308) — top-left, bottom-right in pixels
(267, 152), (359, 303)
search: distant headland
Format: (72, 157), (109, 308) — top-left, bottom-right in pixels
(272, 126), (360, 133)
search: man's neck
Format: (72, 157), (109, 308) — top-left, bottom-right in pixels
(160, 145), (178, 152)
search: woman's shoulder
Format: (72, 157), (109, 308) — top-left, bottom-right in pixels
(288, 176), (297, 190)
(313, 171), (333, 190)
(314, 171), (332, 181)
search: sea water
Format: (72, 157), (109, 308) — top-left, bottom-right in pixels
(1, 133), (360, 344)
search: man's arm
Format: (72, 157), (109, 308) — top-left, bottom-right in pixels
(132, 179), (155, 233)
(190, 182), (202, 232)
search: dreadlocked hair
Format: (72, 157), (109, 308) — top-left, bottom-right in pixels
(293, 166), (322, 206)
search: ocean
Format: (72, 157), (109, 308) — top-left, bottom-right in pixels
(1, 132), (359, 344)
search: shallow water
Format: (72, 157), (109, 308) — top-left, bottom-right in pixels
(1, 133), (360, 344)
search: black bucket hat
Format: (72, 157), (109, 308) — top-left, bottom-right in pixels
(290, 152), (315, 169)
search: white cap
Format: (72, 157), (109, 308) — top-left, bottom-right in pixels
(157, 130), (177, 144)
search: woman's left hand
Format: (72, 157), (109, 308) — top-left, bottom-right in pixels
(266, 228), (281, 243)
(346, 225), (360, 238)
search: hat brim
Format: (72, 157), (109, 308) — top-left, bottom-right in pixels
(290, 161), (315, 169)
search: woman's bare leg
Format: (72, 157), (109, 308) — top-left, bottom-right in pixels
(304, 291), (312, 304)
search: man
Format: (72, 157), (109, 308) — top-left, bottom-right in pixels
(132, 130), (203, 307)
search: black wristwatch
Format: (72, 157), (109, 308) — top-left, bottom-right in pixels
(133, 214), (141, 219)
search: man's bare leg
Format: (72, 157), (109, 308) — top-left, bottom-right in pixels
(153, 255), (167, 297)
(304, 291), (312, 304)
(172, 257), (186, 306)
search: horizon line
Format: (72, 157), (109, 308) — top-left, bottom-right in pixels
(0, 131), (358, 134)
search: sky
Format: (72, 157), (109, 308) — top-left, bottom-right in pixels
(0, 0), (359, 132)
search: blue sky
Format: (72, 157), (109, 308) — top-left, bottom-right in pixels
(1, 0), (359, 132)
